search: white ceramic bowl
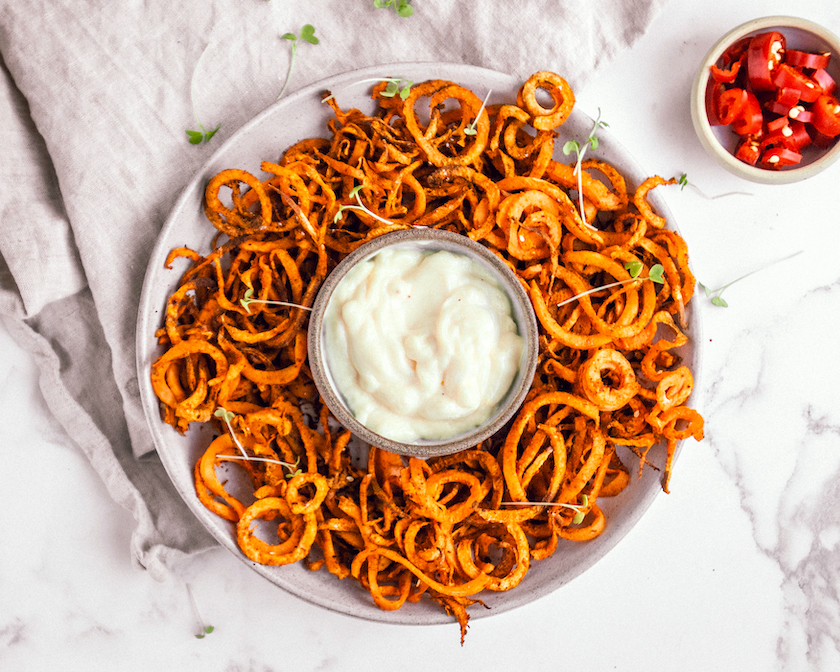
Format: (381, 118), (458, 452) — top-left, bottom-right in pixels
(307, 228), (539, 459)
(690, 16), (840, 184)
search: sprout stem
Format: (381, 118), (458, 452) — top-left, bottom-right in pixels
(186, 583), (214, 639)
(277, 41), (297, 100)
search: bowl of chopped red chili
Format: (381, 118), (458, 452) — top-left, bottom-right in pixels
(691, 16), (840, 183)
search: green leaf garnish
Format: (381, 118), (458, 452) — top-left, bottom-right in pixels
(299, 24), (319, 45)
(677, 173), (752, 199)
(185, 120), (220, 147)
(196, 625), (215, 639)
(323, 77), (413, 104)
(571, 495), (589, 524)
(699, 251), (803, 308)
(377, 77), (413, 98)
(557, 262), (664, 308)
(334, 185), (397, 226)
(186, 44), (221, 145)
(213, 407), (235, 425)
(374, 0), (414, 17)
(186, 584), (213, 640)
(647, 263), (665, 284)
(213, 407), (299, 472)
(562, 109), (608, 227)
(624, 260), (643, 278)
(278, 25), (319, 100)
(239, 288), (312, 314)
(464, 88), (492, 136)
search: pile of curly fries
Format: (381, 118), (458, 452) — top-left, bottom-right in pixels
(150, 71), (704, 641)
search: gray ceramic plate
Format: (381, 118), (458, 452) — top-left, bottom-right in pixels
(136, 62), (702, 625)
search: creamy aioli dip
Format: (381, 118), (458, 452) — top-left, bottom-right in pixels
(323, 246), (524, 443)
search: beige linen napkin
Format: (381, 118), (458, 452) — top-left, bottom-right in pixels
(0, 0), (667, 576)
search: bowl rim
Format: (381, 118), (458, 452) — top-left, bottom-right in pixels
(307, 227), (540, 459)
(690, 15), (840, 184)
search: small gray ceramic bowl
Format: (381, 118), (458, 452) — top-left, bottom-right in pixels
(308, 228), (539, 459)
(690, 16), (840, 184)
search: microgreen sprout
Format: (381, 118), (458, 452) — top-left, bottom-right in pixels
(186, 124), (220, 145)
(563, 109), (608, 227)
(334, 184), (396, 226)
(186, 583), (214, 639)
(381, 78), (414, 99)
(321, 77), (413, 104)
(464, 88), (492, 136)
(501, 494), (590, 524)
(278, 25), (319, 100)
(572, 496), (589, 525)
(699, 250), (804, 308)
(556, 262), (664, 308)
(213, 407), (248, 459)
(240, 288), (312, 314)
(374, 0), (414, 17)
(678, 173), (753, 199)
(186, 43), (221, 145)
(213, 407), (300, 474)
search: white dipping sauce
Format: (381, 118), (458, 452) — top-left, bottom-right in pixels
(323, 246), (524, 443)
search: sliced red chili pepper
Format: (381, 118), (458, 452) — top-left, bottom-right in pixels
(766, 116), (789, 133)
(734, 137), (761, 165)
(709, 32), (837, 170)
(764, 87), (799, 117)
(785, 49), (831, 70)
(710, 55), (744, 84)
(810, 128), (838, 149)
(788, 105), (815, 123)
(717, 87), (748, 125)
(759, 146), (802, 169)
(759, 121), (810, 151)
(711, 51), (747, 84)
(731, 90), (763, 135)
(766, 100), (793, 117)
(813, 68), (837, 95)
(775, 86), (801, 107)
(721, 36), (753, 66)
(787, 120), (812, 150)
(812, 93), (840, 137)
(760, 127), (791, 149)
(747, 31), (786, 91)
(772, 64), (822, 103)
(705, 80), (725, 125)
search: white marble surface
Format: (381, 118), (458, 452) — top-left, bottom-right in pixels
(3, 1), (840, 670)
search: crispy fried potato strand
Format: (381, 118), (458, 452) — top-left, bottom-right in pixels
(150, 72), (703, 641)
